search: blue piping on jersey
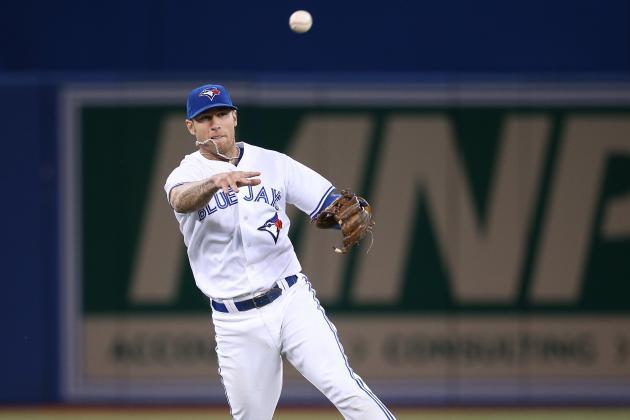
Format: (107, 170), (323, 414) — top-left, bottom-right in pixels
(318, 191), (340, 215)
(309, 185), (336, 219)
(310, 188), (341, 230)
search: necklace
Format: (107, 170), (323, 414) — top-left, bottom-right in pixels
(195, 139), (241, 162)
(200, 143), (240, 163)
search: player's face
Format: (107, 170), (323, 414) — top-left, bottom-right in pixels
(186, 107), (238, 153)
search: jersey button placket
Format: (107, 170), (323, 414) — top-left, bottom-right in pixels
(239, 201), (253, 252)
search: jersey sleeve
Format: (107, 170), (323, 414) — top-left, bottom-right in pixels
(283, 154), (335, 217)
(164, 156), (205, 204)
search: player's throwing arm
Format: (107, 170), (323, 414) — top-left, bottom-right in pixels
(169, 171), (261, 213)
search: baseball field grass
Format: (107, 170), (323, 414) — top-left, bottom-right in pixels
(1, 407), (630, 419)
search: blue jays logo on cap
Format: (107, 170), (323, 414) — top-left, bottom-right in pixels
(257, 212), (283, 244)
(186, 83), (238, 120)
(200, 87), (221, 100)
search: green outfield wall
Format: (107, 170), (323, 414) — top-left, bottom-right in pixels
(60, 83), (630, 403)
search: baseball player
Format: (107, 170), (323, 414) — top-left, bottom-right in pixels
(164, 83), (394, 420)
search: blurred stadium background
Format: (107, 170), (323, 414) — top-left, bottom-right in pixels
(1, 0), (630, 418)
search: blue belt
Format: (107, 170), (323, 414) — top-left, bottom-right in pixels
(211, 275), (298, 313)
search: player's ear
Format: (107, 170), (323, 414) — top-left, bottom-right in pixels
(232, 110), (238, 127)
(185, 119), (196, 135)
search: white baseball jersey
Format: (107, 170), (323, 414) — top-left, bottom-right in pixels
(164, 141), (334, 300)
(165, 140), (395, 419)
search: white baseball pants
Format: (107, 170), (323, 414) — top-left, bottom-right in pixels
(211, 273), (395, 420)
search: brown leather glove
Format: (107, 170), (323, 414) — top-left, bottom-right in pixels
(313, 190), (375, 254)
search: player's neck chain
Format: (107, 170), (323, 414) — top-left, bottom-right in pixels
(200, 146), (240, 164)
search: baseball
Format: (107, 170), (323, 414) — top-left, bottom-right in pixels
(289, 10), (312, 33)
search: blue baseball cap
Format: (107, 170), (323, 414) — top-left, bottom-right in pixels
(186, 84), (238, 120)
